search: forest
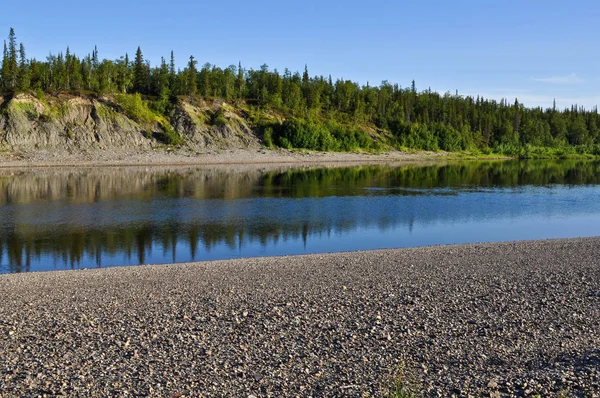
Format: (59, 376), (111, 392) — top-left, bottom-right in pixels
(2, 27), (600, 157)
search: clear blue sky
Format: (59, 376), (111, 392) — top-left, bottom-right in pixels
(2, 0), (599, 109)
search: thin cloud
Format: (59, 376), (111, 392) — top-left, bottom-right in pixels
(532, 73), (583, 84)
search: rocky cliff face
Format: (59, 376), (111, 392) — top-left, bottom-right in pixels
(0, 94), (262, 152)
(171, 101), (260, 150)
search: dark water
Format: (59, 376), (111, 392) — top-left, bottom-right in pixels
(2, 160), (600, 273)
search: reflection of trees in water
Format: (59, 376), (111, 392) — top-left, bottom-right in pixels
(0, 221), (333, 272)
(261, 160), (600, 195)
(2, 160), (600, 272)
(2, 160), (600, 204)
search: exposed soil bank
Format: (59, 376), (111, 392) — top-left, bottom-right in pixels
(1, 238), (599, 396)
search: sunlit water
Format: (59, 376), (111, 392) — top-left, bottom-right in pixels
(2, 160), (600, 273)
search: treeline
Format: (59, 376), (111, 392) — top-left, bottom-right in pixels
(2, 28), (600, 155)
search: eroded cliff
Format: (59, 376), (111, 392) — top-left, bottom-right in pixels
(0, 93), (263, 152)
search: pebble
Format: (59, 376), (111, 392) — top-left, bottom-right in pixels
(1, 237), (599, 396)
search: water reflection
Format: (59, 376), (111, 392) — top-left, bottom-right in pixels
(2, 160), (600, 273)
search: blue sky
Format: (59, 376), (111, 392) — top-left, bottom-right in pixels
(1, 0), (599, 109)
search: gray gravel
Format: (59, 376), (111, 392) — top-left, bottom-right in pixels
(1, 238), (599, 397)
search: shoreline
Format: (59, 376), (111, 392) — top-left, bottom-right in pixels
(1, 237), (599, 396)
(0, 148), (480, 169)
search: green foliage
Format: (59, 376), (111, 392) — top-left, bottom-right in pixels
(155, 121), (182, 145)
(112, 93), (181, 145)
(114, 93), (157, 125)
(95, 102), (119, 121)
(385, 363), (421, 398)
(263, 126), (274, 148)
(210, 108), (228, 127)
(272, 118), (377, 151)
(133, 47), (146, 94)
(8, 101), (38, 120)
(396, 123), (439, 151)
(389, 384), (418, 398)
(35, 88), (44, 101)
(517, 144), (597, 159)
(2, 27), (600, 157)
(246, 105), (277, 127)
(1, 28), (19, 91)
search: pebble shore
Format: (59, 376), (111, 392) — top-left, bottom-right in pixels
(0, 148), (447, 169)
(1, 238), (599, 397)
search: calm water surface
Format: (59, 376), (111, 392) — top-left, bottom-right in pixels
(2, 160), (600, 273)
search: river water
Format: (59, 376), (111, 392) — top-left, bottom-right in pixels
(2, 160), (600, 273)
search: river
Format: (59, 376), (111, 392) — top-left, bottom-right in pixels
(2, 160), (600, 273)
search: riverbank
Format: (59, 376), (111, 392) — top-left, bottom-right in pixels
(0, 148), (463, 168)
(1, 238), (599, 396)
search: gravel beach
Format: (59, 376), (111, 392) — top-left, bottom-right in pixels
(0, 148), (448, 169)
(1, 238), (599, 397)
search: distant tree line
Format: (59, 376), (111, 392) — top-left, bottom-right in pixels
(2, 28), (600, 154)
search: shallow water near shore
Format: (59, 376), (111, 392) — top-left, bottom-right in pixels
(2, 159), (600, 273)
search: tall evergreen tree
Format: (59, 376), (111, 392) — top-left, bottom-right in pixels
(115, 54), (132, 93)
(302, 64), (310, 107)
(1, 41), (9, 90)
(133, 46), (146, 94)
(168, 50), (176, 93)
(186, 55), (198, 96)
(513, 98), (521, 136)
(2, 28), (19, 90)
(92, 46), (99, 70)
(236, 61), (245, 98)
(157, 56), (170, 106)
(65, 46), (72, 90)
(18, 43), (29, 91)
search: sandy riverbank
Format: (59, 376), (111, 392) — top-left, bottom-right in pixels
(1, 238), (599, 396)
(0, 148), (454, 169)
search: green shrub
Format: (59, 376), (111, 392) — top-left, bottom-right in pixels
(263, 127), (274, 148)
(273, 118), (374, 152)
(9, 102), (38, 120)
(155, 120), (182, 145)
(114, 93), (157, 125)
(35, 88), (45, 102)
(210, 108), (228, 126)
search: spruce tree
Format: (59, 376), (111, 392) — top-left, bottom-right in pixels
(3, 28), (19, 90)
(169, 51), (176, 78)
(65, 46), (72, 90)
(236, 61), (245, 98)
(18, 43), (29, 91)
(187, 55), (197, 96)
(92, 46), (99, 69)
(168, 51), (179, 95)
(1, 41), (8, 91)
(302, 65), (312, 108)
(124, 53), (131, 92)
(133, 46), (146, 94)
(513, 98), (521, 136)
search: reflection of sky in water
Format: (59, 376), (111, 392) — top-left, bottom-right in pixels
(2, 168), (600, 273)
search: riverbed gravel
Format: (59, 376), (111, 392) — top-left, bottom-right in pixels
(1, 238), (599, 397)
(0, 148), (447, 169)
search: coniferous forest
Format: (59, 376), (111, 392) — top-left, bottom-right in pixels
(2, 28), (600, 157)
